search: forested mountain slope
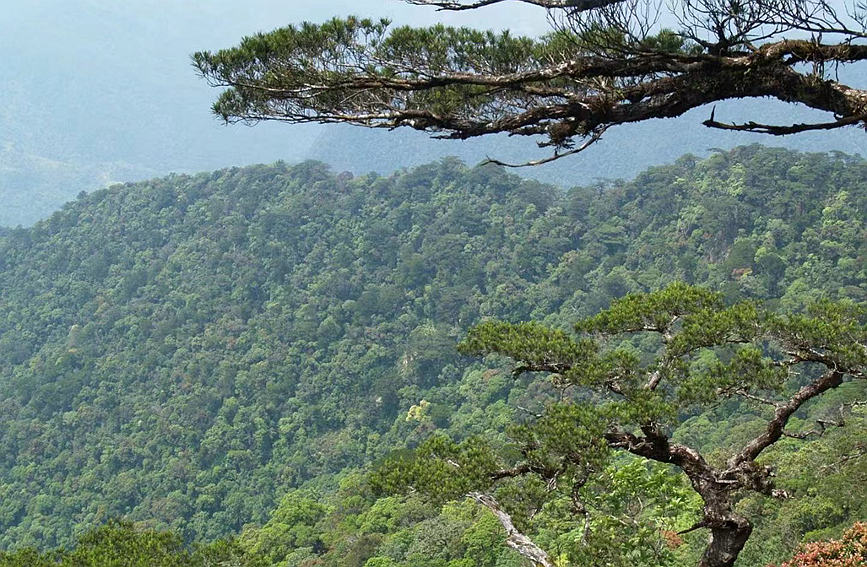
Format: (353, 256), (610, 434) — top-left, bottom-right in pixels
(0, 146), (863, 560)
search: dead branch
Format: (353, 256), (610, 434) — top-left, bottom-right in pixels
(469, 492), (556, 567)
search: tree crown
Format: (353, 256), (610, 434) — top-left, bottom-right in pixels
(375, 283), (866, 567)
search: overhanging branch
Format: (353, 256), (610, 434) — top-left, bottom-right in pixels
(197, 5), (867, 165)
(728, 370), (846, 469)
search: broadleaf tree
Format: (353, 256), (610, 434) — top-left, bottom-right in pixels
(372, 283), (866, 567)
(195, 0), (867, 165)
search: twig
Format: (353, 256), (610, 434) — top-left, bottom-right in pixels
(483, 126), (609, 167)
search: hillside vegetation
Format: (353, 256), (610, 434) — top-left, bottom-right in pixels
(0, 146), (863, 565)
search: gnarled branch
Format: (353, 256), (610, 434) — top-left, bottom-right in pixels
(483, 124), (608, 167)
(703, 114), (867, 135)
(728, 370), (846, 469)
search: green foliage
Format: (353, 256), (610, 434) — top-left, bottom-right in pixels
(772, 300), (867, 370)
(459, 321), (596, 370)
(238, 491), (329, 564)
(0, 521), (260, 567)
(510, 404), (611, 478)
(460, 281), (865, 448)
(0, 146), (864, 566)
(576, 282), (724, 335)
(371, 435), (499, 503)
(559, 459), (700, 567)
(452, 286), (862, 567)
(193, 18), (539, 124)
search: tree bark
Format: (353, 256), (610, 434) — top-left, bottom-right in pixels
(700, 522), (752, 567)
(696, 495), (753, 567)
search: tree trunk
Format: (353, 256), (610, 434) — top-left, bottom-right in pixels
(698, 521), (752, 567)
(606, 429), (757, 566)
(697, 497), (752, 567)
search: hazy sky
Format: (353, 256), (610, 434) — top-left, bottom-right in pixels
(2, 0), (861, 172)
(1, 0), (546, 170)
(0, 1), (556, 225)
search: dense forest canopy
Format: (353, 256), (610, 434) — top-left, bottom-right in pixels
(0, 146), (864, 566)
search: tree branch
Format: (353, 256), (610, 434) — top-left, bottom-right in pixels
(728, 370), (845, 469)
(490, 463), (535, 480)
(782, 400), (865, 439)
(512, 360), (573, 376)
(820, 445), (867, 472)
(678, 520), (708, 536)
(703, 113), (867, 135)
(405, 0), (625, 11)
(605, 427), (721, 488)
(197, 5), (867, 165)
(732, 389), (782, 408)
(782, 418), (844, 439)
(469, 492), (555, 567)
(483, 125), (608, 167)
